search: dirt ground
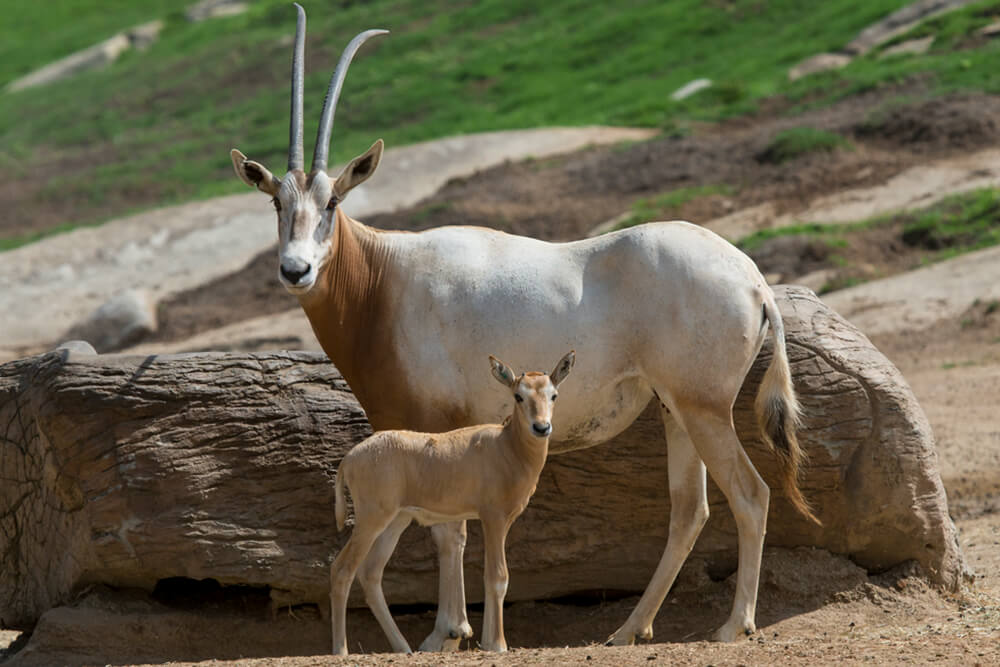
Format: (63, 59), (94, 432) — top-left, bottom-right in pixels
(5, 91), (1000, 665)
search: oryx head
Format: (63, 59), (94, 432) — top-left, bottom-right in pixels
(230, 4), (387, 295)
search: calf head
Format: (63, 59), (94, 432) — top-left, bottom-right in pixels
(490, 351), (576, 438)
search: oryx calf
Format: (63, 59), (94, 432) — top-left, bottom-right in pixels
(330, 351), (576, 655)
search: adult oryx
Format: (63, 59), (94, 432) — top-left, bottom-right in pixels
(231, 4), (818, 651)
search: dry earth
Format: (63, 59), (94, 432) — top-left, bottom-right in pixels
(3, 93), (1000, 665)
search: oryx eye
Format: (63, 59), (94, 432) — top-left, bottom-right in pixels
(326, 196), (339, 211)
(271, 197), (282, 212)
(514, 394), (524, 403)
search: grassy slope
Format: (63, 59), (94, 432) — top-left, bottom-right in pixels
(736, 187), (1000, 292)
(4, 0), (1000, 242)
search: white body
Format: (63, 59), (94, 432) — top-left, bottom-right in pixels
(385, 221), (767, 453)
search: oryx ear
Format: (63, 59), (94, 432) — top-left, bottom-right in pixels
(333, 139), (384, 199)
(550, 350), (575, 387)
(231, 149), (281, 196)
(489, 355), (517, 388)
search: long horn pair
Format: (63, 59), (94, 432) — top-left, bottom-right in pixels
(286, 4), (387, 173)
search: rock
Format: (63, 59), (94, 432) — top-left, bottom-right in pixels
(791, 268), (838, 293)
(670, 78), (712, 101)
(879, 36), (935, 59)
(6, 34), (130, 92)
(5, 18), (164, 93)
(788, 53), (852, 81)
(0, 287), (965, 633)
(587, 211), (633, 237)
(185, 0), (249, 22)
(846, 0), (975, 56)
(978, 20), (1000, 37)
(126, 20), (164, 51)
(52, 340), (98, 356)
(63, 289), (157, 352)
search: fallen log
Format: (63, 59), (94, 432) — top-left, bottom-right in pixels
(0, 286), (965, 630)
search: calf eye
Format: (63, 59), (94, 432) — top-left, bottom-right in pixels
(271, 197), (282, 212)
(552, 393), (558, 402)
(514, 394), (524, 403)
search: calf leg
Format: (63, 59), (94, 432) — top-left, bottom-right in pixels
(607, 408), (710, 645)
(681, 405), (770, 641)
(330, 512), (394, 656)
(479, 513), (511, 652)
(357, 514), (413, 653)
(418, 521), (473, 651)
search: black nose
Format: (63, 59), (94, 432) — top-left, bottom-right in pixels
(532, 423), (552, 437)
(280, 260), (311, 285)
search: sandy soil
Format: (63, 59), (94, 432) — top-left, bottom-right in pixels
(3, 93), (1000, 665)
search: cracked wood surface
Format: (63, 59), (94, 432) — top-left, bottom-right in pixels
(0, 286), (964, 629)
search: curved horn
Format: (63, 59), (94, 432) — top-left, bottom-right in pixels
(311, 28), (388, 173)
(288, 3), (307, 171)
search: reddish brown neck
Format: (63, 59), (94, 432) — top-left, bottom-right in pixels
(296, 211), (405, 428)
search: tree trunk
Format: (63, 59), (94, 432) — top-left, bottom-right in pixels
(0, 286), (965, 630)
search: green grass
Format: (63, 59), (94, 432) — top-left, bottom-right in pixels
(741, 188), (1000, 254)
(737, 187), (1000, 292)
(0, 2), (185, 87)
(941, 360), (978, 370)
(737, 221), (863, 253)
(757, 127), (852, 164)
(614, 185), (733, 231)
(900, 187), (1000, 257)
(782, 0), (1000, 112)
(7, 0), (1000, 245)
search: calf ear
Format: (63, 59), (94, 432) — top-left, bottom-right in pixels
(333, 139), (384, 199)
(489, 355), (517, 388)
(550, 350), (575, 387)
(230, 149), (281, 196)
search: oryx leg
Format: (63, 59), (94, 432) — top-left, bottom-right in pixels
(607, 406), (710, 645)
(330, 511), (395, 656)
(479, 512), (512, 652)
(418, 520), (473, 652)
(357, 513), (413, 653)
(682, 403), (770, 641)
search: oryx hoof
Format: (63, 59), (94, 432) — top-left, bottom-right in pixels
(605, 630), (635, 646)
(713, 619), (756, 642)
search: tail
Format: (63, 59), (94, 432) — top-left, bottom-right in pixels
(756, 297), (821, 525)
(335, 461), (347, 532)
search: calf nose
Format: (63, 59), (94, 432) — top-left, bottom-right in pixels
(280, 259), (311, 285)
(532, 422), (552, 437)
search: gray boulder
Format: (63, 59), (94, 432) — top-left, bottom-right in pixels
(63, 289), (157, 352)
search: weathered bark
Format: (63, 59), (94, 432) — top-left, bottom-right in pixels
(0, 286), (965, 630)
